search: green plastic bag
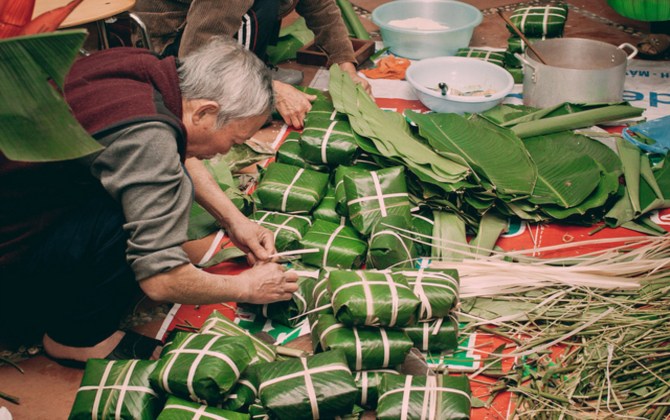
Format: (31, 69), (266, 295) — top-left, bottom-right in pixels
(157, 395), (250, 419)
(69, 359), (160, 420)
(276, 131), (329, 172)
(367, 215), (417, 269)
(508, 4), (568, 37)
(344, 166), (412, 235)
(255, 162), (329, 213)
(455, 48), (506, 67)
(329, 270), (420, 328)
(396, 268), (460, 321)
(199, 311), (276, 364)
(256, 350), (357, 420)
(300, 118), (360, 167)
(150, 332), (256, 404)
(299, 220), (368, 269)
(312, 185), (343, 225)
(377, 374), (471, 420)
(354, 369), (401, 410)
(257, 274), (317, 327)
(403, 317), (459, 353)
(250, 211), (313, 252)
(312, 314), (413, 371)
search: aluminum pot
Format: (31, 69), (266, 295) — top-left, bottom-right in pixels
(515, 38), (637, 108)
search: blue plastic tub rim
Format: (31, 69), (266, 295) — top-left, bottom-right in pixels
(372, 0), (484, 34)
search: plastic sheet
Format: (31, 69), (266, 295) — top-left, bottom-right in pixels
(199, 311), (276, 364)
(150, 332), (256, 404)
(354, 369), (401, 410)
(255, 350), (357, 420)
(329, 270), (420, 328)
(69, 359), (160, 420)
(250, 211), (313, 252)
(312, 314), (413, 371)
(276, 132), (329, 172)
(299, 220), (368, 269)
(156, 395), (249, 419)
(255, 163), (329, 213)
(300, 118), (360, 167)
(396, 268), (460, 321)
(367, 215), (417, 269)
(377, 374), (471, 420)
(622, 115), (670, 155)
(403, 317), (459, 353)
(344, 166), (412, 235)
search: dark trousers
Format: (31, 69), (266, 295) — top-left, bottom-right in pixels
(0, 195), (140, 347)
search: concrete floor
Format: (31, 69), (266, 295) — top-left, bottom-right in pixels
(0, 0), (664, 418)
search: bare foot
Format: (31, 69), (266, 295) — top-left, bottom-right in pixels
(43, 331), (126, 363)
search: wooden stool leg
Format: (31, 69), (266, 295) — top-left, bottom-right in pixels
(128, 12), (153, 51)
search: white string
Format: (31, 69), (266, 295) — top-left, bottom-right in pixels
(381, 328), (391, 367)
(281, 168), (304, 212)
(400, 375), (413, 420)
(258, 364), (351, 392)
(115, 359), (139, 420)
(353, 327), (363, 371)
(300, 358), (320, 419)
(91, 361), (116, 420)
(347, 192), (408, 207)
(163, 404), (230, 420)
(321, 120), (338, 164)
(384, 272), (400, 326)
(371, 171), (387, 217)
(322, 224), (345, 267)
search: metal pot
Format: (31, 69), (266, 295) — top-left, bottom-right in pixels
(515, 38), (637, 108)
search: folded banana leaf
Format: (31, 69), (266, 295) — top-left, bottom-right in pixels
(304, 98), (347, 125)
(377, 374), (471, 420)
(312, 185), (342, 224)
(507, 35), (545, 54)
(397, 268), (460, 321)
(508, 4), (568, 37)
(367, 215), (417, 269)
(69, 359), (160, 420)
(455, 48), (506, 67)
(150, 332), (256, 404)
(299, 220), (368, 269)
(248, 402), (269, 420)
(220, 370), (258, 413)
(258, 274), (317, 327)
(255, 163), (329, 214)
(276, 132), (329, 172)
(157, 395), (250, 419)
(411, 209), (434, 257)
(308, 269), (335, 324)
(404, 317), (459, 353)
(300, 118), (360, 166)
(344, 166), (412, 235)
(334, 162), (383, 216)
(312, 314), (413, 371)
(354, 369), (401, 410)
(256, 349), (357, 420)
(250, 211), (313, 252)
(329, 270), (420, 328)
(199, 311), (277, 364)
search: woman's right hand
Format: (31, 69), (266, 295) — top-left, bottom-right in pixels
(238, 262), (299, 304)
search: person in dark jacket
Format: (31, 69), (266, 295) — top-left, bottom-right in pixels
(0, 37), (298, 366)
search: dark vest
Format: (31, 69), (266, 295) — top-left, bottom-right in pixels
(0, 48), (187, 265)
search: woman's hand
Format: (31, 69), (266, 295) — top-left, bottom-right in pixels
(273, 80), (317, 129)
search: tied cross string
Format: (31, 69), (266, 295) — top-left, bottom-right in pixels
(162, 404), (232, 420)
(281, 168), (305, 212)
(321, 120), (338, 164)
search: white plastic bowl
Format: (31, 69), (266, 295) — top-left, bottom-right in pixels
(406, 57), (514, 114)
(372, 0), (483, 59)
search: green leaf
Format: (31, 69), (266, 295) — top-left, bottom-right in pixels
(266, 17), (314, 65)
(0, 30), (104, 162)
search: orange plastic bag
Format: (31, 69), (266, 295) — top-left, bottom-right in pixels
(360, 55), (411, 80)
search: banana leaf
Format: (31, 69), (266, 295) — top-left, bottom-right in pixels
(411, 209), (434, 257)
(266, 17), (314, 65)
(299, 220), (368, 269)
(312, 314), (413, 371)
(506, 35), (546, 55)
(151, 332), (256, 404)
(69, 359), (161, 420)
(157, 395), (250, 419)
(308, 269), (335, 324)
(506, 66), (524, 83)
(345, 166), (412, 235)
(304, 98), (347, 125)
(300, 118), (360, 166)
(406, 111), (537, 197)
(250, 211), (313, 252)
(334, 162), (381, 217)
(199, 311), (277, 364)
(377, 374), (471, 420)
(431, 211), (469, 262)
(367, 215), (417, 269)
(255, 349), (357, 420)
(312, 185), (342, 224)
(455, 48), (506, 67)
(329, 270), (420, 328)
(220, 371), (258, 413)
(276, 132), (329, 172)
(469, 211), (508, 256)
(255, 162), (329, 213)
(354, 369), (401, 410)
(508, 4), (568, 37)
(220, 139), (276, 173)
(396, 268), (460, 321)
(403, 317), (459, 353)
(248, 402), (269, 420)
(257, 274), (316, 327)
(0, 30), (103, 162)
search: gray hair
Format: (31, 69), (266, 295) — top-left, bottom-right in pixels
(177, 37), (273, 128)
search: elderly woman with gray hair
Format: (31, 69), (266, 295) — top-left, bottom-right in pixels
(0, 38), (297, 368)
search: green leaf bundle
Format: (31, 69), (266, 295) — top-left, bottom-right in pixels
(312, 314), (413, 371)
(250, 211), (313, 252)
(199, 311), (276, 364)
(254, 162), (329, 213)
(300, 118), (360, 166)
(334, 162), (381, 217)
(256, 350), (357, 420)
(299, 220), (368, 269)
(508, 4), (568, 37)
(329, 270), (420, 328)
(367, 215), (417, 269)
(156, 395), (250, 419)
(403, 317), (459, 353)
(397, 268), (460, 321)
(455, 48), (506, 67)
(312, 185), (342, 224)
(304, 98), (347, 125)
(258, 274), (316, 327)
(150, 332), (256, 404)
(219, 371), (258, 413)
(354, 369), (401, 410)
(276, 131), (329, 172)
